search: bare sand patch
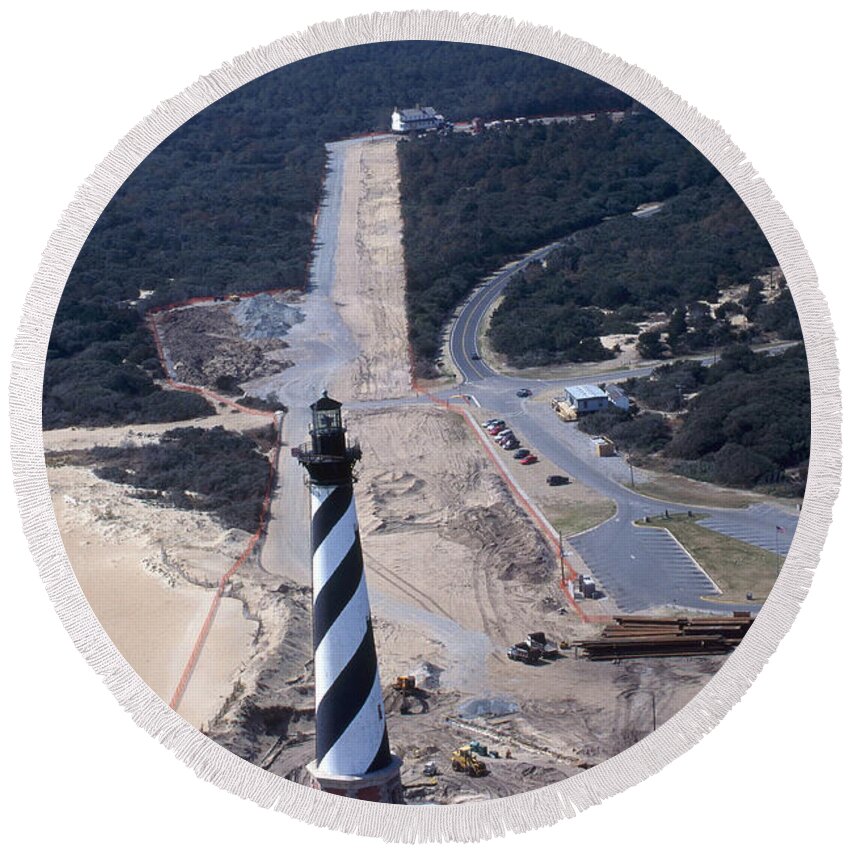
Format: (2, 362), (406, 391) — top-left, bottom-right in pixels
(49, 463), (257, 727)
(42, 409), (263, 453)
(331, 138), (411, 400)
(350, 405), (552, 647)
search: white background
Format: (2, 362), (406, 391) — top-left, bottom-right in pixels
(1, 2), (846, 847)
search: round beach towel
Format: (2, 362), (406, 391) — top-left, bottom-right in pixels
(8, 8), (841, 843)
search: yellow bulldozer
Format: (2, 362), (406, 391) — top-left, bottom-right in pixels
(393, 675), (416, 693)
(451, 746), (488, 777)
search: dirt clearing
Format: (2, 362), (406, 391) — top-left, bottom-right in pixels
(156, 292), (302, 389)
(330, 138), (411, 401)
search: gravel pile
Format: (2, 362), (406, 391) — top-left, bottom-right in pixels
(457, 697), (519, 719)
(231, 293), (304, 340)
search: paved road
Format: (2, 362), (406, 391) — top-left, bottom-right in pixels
(254, 145), (797, 615)
(442, 247), (799, 613)
(254, 139), (365, 585)
(448, 240), (563, 383)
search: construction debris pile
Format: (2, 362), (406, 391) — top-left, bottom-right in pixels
(574, 613), (754, 661)
(231, 293), (304, 339)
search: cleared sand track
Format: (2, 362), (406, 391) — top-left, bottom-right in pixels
(330, 137), (412, 401)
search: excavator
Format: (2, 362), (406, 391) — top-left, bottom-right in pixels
(451, 746), (488, 777)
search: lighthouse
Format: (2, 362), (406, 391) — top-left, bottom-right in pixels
(294, 392), (404, 803)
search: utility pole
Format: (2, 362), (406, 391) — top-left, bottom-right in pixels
(775, 526), (784, 574)
(559, 531), (565, 583)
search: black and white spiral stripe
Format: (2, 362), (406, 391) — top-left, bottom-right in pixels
(310, 482), (392, 777)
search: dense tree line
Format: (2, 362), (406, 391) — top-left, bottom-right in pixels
(488, 176), (788, 366)
(577, 408), (672, 454)
(580, 345), (809, 491)
(90, 426), (273, 531)
(398, 110), (752, 368)
(665, 345), (809, 487)
(45, 42), (629, 428)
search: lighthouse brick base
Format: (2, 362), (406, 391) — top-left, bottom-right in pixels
(306, 754), (405, 803)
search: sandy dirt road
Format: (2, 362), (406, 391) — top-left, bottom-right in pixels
(331, 138), (411, 401)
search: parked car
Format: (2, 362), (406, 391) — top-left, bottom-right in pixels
(519, 454), (538, 465)
(502, 440), (519, 450)
(495, 430), (514, 441)
(516, 388), (532, 398)
(482, 418), (502, 428)
(546, 475), (570, 486)
(487, 426), (505, 436)
(514, 448), (531, 459)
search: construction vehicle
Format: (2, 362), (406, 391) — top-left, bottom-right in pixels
(227, 293), (241, 303)
(423, 761), (438, 777)
(451, 746), (488, 777)
(393, 675), (416, 692)
(527, 632), (560, 659)
(551, 398), (578, 422)
(507, 643), (542, 664)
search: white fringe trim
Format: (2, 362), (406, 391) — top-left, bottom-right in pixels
(8, 10), (840, 842)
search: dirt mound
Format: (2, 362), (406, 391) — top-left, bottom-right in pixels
(458, 697), (519, 719)
(445, 501), (551, 583)
(158, 303), (293, 388)
(231, 293), (304, 339)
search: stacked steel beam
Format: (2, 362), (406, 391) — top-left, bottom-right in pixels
(575, 613), (753, 660)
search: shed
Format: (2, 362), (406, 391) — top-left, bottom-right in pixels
(564, 384), (609, 414)
(591, 436), (616, 458)
(606, 384), (631, 411)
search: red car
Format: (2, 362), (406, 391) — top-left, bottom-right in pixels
(519, 454), (538, 465)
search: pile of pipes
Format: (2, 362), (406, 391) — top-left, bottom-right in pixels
(574, 613), (753, 661)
